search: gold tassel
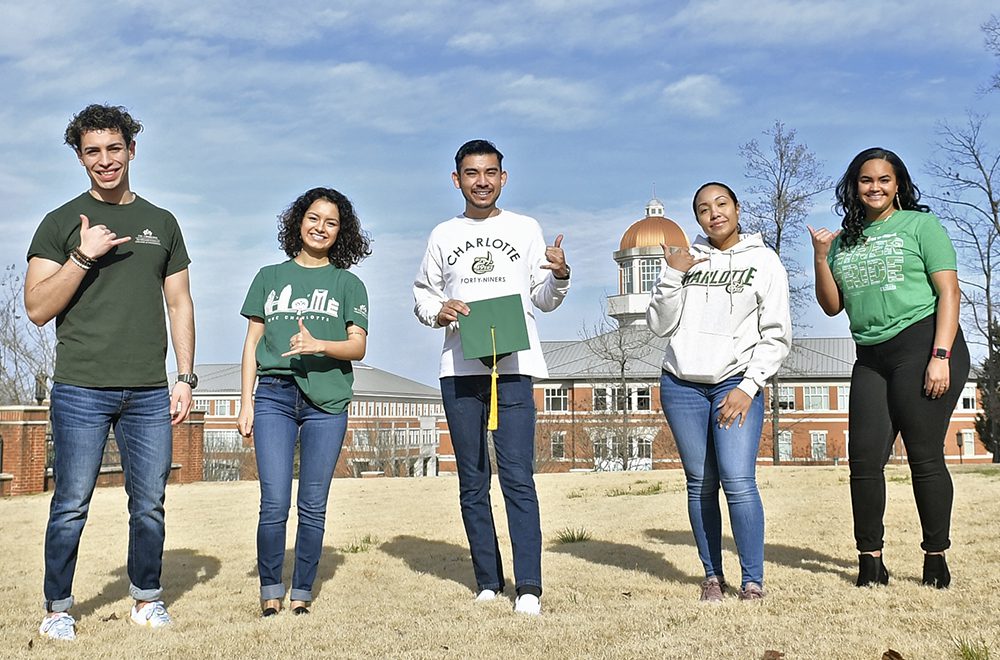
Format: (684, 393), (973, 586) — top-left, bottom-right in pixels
(488, 325), (499, 431)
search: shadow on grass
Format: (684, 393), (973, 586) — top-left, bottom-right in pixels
(243, 546), (345, 599)
(644, 529), (855, 581)
(74, 548), (221, 618)
(380, 535), (475, 591)
(549, 539), (690, 583)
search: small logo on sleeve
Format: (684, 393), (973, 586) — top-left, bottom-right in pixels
(353, 304), (369, 319)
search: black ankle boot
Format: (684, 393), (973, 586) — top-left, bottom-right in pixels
(856, 554), (890, 587)
(922, 554), (950, 589)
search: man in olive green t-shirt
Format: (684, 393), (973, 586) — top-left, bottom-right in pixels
(25, 104), (196, 640)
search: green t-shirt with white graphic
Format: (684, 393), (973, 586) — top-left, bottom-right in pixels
(26, 192), (191, 387)
(828, 210), (956, 346)
(241, 260), (369, 413)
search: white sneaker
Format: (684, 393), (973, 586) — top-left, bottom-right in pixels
(474, 589), (499, 602)
(39, 612), (76, 641)
(130, 601), (172, 628)
(514, 594), (541, 615)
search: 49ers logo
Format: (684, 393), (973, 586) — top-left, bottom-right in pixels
(471, 252), (495, 274)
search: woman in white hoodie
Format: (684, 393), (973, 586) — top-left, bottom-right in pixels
(647, 182), (791, 602)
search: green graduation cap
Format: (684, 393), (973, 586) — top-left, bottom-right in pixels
(458, 294), (530, 362)
(458, 293), (530, 431)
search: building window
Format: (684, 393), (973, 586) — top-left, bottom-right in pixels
(639, 258), (660, 293)
(960, 429), (976, 456)
(777, 386), (795, 411)
(551, 431), (566, 459)
(193, 398), (210, 412)
(803, 386), (829, 411)
(214, 399), (230, 417)
(634, 387), (651, 411)
(810, 431), (828, 460)
(837, 385), (850, 411)
(204, 430), (242, 452)
(544, 387), (569, 412)
(593, 387), (608, 411)
(778, 430), (792, 461)
(961, 385), (978, 410)
(620, 264), (633, 294)
(636, 436), (652, 459)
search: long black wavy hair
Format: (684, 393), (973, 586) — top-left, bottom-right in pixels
(278, 187), (372, 268)
(834, 148), (930, 248)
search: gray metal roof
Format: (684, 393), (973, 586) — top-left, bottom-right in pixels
(541, 333), (857, 381)
(170, 362), (441, 399)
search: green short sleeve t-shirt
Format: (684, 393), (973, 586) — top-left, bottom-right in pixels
(26, 193), (191, 387)
(241, 260), (369, 414)
(828, 210), (956, 345)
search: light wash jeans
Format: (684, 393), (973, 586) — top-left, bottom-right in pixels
(659, 372), (765, 587)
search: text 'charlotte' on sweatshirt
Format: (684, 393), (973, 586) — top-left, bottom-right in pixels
(646, 233), (792, 398)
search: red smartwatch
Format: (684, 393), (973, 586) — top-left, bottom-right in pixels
(931, 347), (951, 360)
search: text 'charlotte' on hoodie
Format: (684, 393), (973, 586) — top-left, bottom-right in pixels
(646, 233), (792, 398)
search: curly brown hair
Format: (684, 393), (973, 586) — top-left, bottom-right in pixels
(64, 104), (143, 152)
(278, 188), (372, 268)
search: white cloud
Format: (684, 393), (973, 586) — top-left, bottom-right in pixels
(660, 74), (737, 118)
(497, 74), (604, 128)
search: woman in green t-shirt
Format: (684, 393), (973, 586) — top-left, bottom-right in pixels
(809, 148), (970, 589)
(237, 188), (371, 617)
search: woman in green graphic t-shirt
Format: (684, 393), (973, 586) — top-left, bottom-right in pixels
(237, 187), (371, 617)
(809, 148), (970, 590)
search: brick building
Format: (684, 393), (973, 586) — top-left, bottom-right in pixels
(528, 198), (991, 470)
(181, 363), (449, 481)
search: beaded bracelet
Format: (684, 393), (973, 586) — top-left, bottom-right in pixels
(68, 253), (92, 270)
(71, 248), (96, 267)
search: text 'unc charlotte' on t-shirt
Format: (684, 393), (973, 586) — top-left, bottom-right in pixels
(241, 260), (369, 414)
(26, 192), (190, 387)
(827, 210), (956, 345)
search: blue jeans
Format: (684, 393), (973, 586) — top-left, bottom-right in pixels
(659, 373), (765, 587)
(440, 375), (541, 595)
(44, 383), (173, 612)
(253, 376), (347, 602)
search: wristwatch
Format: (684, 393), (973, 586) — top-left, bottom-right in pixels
(931, 348), (951, 360)
(554, 265), (571, 280)
(177, 373), (199, 389)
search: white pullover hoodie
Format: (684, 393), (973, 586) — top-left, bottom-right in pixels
(646, 233), (791, 398)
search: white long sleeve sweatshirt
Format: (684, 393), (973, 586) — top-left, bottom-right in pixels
(646, 233), (791, 398)
(413, 210), (570, 378)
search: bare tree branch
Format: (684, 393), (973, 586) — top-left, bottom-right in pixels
(0, 265), (56, 404)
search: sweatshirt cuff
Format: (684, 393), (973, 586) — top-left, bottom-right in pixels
(661, 265), (685, 285)
(736, 378), (759, 399)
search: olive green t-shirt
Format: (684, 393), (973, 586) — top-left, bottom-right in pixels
(241, 260), (369, 414)
(26, 192), (191, 387)
(828, 210), (956, 345)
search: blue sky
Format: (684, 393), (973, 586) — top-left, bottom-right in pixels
(3, 1), (997, 386)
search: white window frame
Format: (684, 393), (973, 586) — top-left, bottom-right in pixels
(803, 386), (829, 411)
(810, 430), (828, 460)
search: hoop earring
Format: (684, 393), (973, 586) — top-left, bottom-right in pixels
(894, 193), (902, 209)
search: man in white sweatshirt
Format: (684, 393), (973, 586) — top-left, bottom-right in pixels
(413, 139), (570, 615)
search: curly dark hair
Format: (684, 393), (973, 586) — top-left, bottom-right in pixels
(278, 188), (372, 268)
(64, 104), (143, 152)
(834, 147), (930, 248)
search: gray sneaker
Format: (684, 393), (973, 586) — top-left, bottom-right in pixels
(699, 577), (726, 603)
(39, 612), (76, 641)
(739, 582), (766, 600)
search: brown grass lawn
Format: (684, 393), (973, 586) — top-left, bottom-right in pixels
(1, 465), (999, 659)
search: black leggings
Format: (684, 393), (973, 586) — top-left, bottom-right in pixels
(848, 315), (970, 553)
